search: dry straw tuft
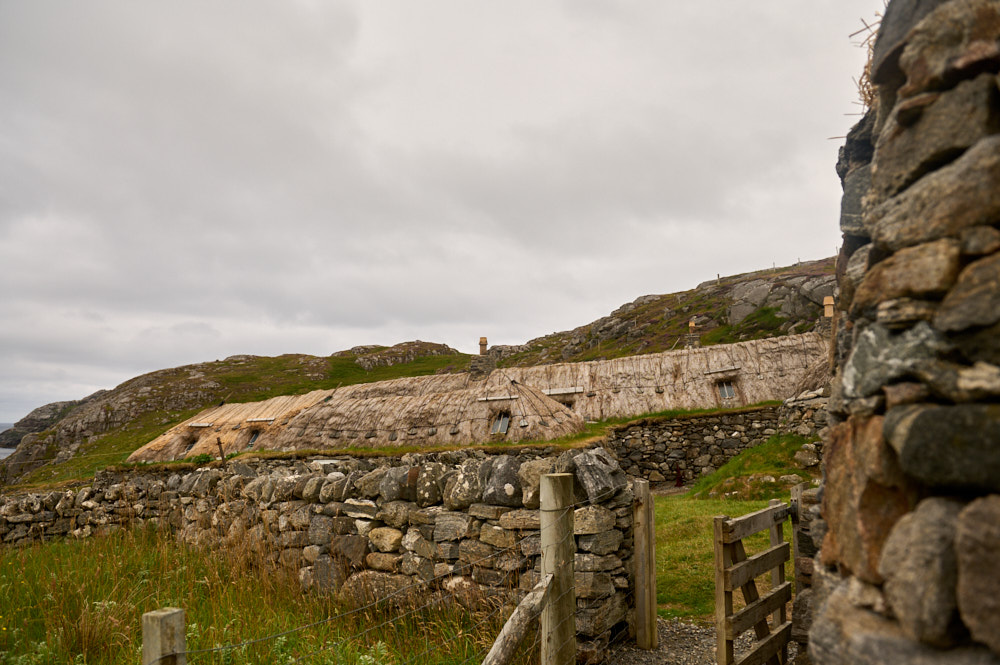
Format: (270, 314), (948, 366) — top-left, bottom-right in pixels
(850, 4), (887, 113)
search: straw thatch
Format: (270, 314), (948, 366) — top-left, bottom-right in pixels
(127, 375), (583, 462)
(126, 391), (332, 463)
(127, 332), (826, 462)
(273, 372), (582, 450)
(502, 333), (828, 420)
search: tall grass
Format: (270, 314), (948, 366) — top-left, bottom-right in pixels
(0, 525), (533, 665)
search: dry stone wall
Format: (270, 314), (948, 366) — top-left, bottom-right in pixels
(0, 447), (636, 663)
(603, 407), (783, 483)
(810, 1), (1000, 663)
(602, 402), (825, 484)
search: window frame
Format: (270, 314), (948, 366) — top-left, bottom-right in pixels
(490, 412), (511, 435)
(717, 380), (736, 400)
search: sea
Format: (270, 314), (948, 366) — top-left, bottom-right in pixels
(0, 422), (13, 459)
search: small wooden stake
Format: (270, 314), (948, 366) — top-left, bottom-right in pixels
(142, 607), (186, 665)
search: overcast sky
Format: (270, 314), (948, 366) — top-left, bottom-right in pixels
(0, 1), (883, 423)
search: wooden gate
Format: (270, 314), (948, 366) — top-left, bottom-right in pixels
(713, 499), (793, 665)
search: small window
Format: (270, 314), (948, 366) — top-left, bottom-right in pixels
(246, 430), (260, 448)
(490, 412), (510, 435)
(718, 381), (736, 399)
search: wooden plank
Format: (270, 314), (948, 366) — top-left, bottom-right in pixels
(734, 622), (792, 665)
(714, 517), (735, 665)
(482, 574), (553, 665)
(731, 540), (775, 664)
(725, 582), (792, 639)
(768, 498), (788, 663)
(721, 504), (790, 543)
(725, 542), (790, 591)
(541, 387), (584, 396)
(633, 479), (657, 649)
(541, 474), (575, 665)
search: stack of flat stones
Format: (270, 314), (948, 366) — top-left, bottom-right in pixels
(810, 1), (1000, 662)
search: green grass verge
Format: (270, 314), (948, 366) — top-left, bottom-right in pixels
(688, 433), (818, 501)
(0, 525), (528, 665)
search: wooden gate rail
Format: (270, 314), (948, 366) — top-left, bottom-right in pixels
(714, 499), (792, 665)
(482, 574), (554, 665)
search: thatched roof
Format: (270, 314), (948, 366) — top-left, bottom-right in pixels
(127, 332), (826, 463)
(502, 333), (828, 420)
(127, 374), (583, 462)
(126, 390), (332, 462)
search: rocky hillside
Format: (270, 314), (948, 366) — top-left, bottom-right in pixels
(493, 257), (835, 366)
(0, 343), (467, 486)
(0, 399), (96, 450)
(1, 259), (834, 488)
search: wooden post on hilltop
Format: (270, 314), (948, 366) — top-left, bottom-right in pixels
(633, 479), (657, 649)
(142, 607), (186, 665)
(541, 474), (575, 665)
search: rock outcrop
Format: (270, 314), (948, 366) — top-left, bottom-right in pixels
(809, 1), (1000, 662)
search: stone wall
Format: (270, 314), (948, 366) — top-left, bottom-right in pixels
(0, 448), (636, 663)
(810, 1), (1000, 662)
(602, 404), (824, 484)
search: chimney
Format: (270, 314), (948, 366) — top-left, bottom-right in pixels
(479, 337), (488, 356)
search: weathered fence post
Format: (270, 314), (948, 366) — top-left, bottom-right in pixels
(790, 482), (804, 596)
(633, 478), (657, 649)
(540, 473), (575, 665)
(142, 607), (186, 665)
(713, 517), (734, 665)
(768, 498), (788, 664)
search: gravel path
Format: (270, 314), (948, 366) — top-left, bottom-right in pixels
(606, 618), (800, 665)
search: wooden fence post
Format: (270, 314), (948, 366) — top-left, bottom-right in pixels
(768, 499), (789, 664)
(713, 517), (734, 665)
(142, 607), (186, 665)
(541, 473), (575, 665)
(633, 478), (657, 649)
(790, 482), (804, 596)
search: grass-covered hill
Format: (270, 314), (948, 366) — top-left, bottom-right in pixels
(1, 258), (834, 489)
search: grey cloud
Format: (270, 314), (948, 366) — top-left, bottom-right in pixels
(0, 0), (883, 420)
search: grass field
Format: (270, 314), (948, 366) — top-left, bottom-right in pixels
(0, 525), (530, 665)
(0, 492), (790, 663)
(2, 426), (811, 661)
